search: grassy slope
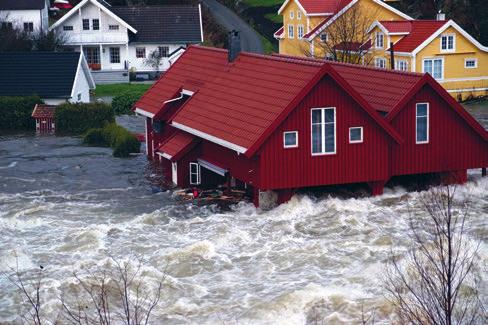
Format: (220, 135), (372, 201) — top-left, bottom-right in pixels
(92, 83), (152, 97)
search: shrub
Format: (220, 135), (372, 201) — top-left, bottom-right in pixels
(83, 123), (140, 158)
(112, 91), (143, 116)
(55, 102), (114, 135)
(0, 96), (42, 133)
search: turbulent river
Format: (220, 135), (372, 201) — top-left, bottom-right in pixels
(1, 108), (487, 324)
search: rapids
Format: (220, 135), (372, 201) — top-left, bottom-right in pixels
(0, 111), (487, 324)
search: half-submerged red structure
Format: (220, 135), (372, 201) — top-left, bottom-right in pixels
(32, 104), (56, 134)
(134, 34), (488, 207)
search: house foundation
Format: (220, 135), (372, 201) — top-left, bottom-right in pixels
(368, 180), (388, 196)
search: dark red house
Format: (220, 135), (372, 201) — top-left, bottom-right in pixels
(134, 41), (488, 207)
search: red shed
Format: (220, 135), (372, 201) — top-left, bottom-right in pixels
(32, 104), (56, 134)
(134, 43), (488, 207)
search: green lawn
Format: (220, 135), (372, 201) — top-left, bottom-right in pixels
(92, 83), (152, 97)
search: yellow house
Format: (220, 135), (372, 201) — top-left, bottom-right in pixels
(274, 0), (412, 60)
(368, 18), (488, 100)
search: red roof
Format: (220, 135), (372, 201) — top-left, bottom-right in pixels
(380, 20), (447, 52)
(32, 104), (56, 119)
(157, 130), (197, 161)
(274, 26), (284, 39)
(297, 0), (353, 15)
(333, 40), (371, 52)
(303, 16), (333, 38)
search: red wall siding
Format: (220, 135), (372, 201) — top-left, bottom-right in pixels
(258, 76), (391, 190)
(390, 85), (488, 175)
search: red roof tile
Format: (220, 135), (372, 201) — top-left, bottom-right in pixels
(333, 40), (371, 52)
(32, 104), (56, 119)
(380, 20), (447, 52)
(157, 130), (197, 161)
(303, 16), (333, 38)
(298, 0), (353, 15)
(274, 26), (284, 39)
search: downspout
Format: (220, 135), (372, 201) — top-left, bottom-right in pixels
(390, 42), (395, 70)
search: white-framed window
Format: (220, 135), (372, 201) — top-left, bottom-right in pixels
(416, 103), (429, 144)
(375, 57), (386, 69)
(290, 11), (294, 19)
(320, 33), (328, 42)
(288, 24), (294, 38)
(92, 19), (99, 30)
(297, 11), (301, 20)
(283, 131), (298, 148)
(440, 34), (455, 52)
(311, 107), (336, 155)
(423, 58), (444, 80)
(77, 93), (82, 101)
(109, 24), (119, 30)
(349, 127), (363, 144)
(136, 47), (146, 58)
(189, 163), (201, 185)
(158, 46), (169, 57)
(297, 25), (304, 39)
(23, 22), (34, 32)
(109, 47), (120, 63)
(375, 32), (384, 48)
(464, 58), (478, 69)
(395, 59), (408, 71)
(82, 19), (90, 30)
(63, 25), (73, 31)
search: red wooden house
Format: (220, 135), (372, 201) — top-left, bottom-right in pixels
(134, 38), (488, 207)
(32, 104), (56, 134)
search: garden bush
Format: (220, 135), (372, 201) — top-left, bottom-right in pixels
(55, 102), (114, 135)
(83, 123), (140, 158)
(112, 91), (145, 116)
(0, 96), (42, 133)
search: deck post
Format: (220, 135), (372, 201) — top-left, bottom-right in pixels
(252, 186), (260, 207)
(483, 168), (487, 177)
(368, 180), (387, 196)
(440, 169), (468, 185)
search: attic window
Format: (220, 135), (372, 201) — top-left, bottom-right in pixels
(349, 127), (363, 144)
(375, 32), (384, 48)
(440, 34), (455, 52)
(290, 11), (294, 19)
(109, 25), (119, 30)
(297, 11), (301, 20)
(92, 19), (99, 30)
(283, 131), (298, 148)
(82, 19), (90, 30)
(63, 25), (73, 31)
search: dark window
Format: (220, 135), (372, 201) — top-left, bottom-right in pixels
(110, 47), (120, 63)
(158, 46), (169, 57)
(109, 25), (119, 30)
(416, 103), (429, 143)
(23, 22), (34, 32)
(136, 47), (146, 58)
(82, 19), (90, 30)
(349, 127), (363, 143)
(92, 19), (99, 30)
(1, 22), (13, 30)
(63, 25), (73, 31)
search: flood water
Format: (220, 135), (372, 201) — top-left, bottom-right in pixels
(0, 109), (487, 324)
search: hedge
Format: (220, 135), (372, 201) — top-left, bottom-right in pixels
(112, 91), (145, 116)
(55, 102), (114, 135)
(84, 123), (140, 158)
(0, 96), (42, 133)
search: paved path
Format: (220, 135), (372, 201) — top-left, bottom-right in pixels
(202, 0), (264, 54)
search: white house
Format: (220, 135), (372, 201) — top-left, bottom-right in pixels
(0, 0), (49, 33)
(50, 0), (204, 84)
(0, 52), (95, 105)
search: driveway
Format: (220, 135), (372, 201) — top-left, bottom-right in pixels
(202, 0), (264, 53)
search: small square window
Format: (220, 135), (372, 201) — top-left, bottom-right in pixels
(82, 19), (90, 30)
(92, 19), (99, 30)
(23, 22), (34, 32)
(63, 25), (73, 31)
(136, 47), (146, 58)
(349, 127), (363, 143)
(320, 33), (328, 42)
(109, 25), (119, 30)
(465, 58), (477, 68)
(283, 131), (298, 148)
(158, 46), (169, 57)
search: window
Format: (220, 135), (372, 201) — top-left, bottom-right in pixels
(283, 131), (298, 148)
(136, 47), (146, 58)
(109, 47), (120, 63)
(23, 22), (34, 32)
(423, 58), (443, 80)
(416, 103), (429, 144)
(290, 11), (294, 19)
(375, 32), (384, 48)
(189, 163), (201, 185)
(158, 46), (169, 57)
(465, 58), (477, 69)
(109, 24), (119, 30)
(82, 19), (90, 30)
(375, 57), (386, 69)
(320, 33), (328, 42)
(63, 25), (73, 31)
(297, 25), (304, 39)
(395, 60), (408, 71)
(440, 34), (455, 52)
(77, 93), (82, 102)
(288, 25), (294, 38)
(349, 127), (363, 143)
(311, 108), (336, 155)
(297, 11), (301, 20)
(92, 19), (99, 30)
(1, 22), (13, 29)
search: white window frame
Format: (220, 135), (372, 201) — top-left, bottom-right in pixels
(395, 59), (408, 71)
(440, 34), (455, 52)
(349, 127), (363, 144)
(290, 11), (294, 19)
(464, 58), (478, 69)
(311, 107), (336, 156)
(297, 25), (304, 39)
(375, 32), (384, 48)
(136, 47), (146, 59)
(63, 25), (73, 31)
(320, 33), (328, 42)
(189, 162), (201, 185)
(415, 103), (429, 144)
(297, 11), (301, 20)
(288, 24), (294, 39)
(375, 57), (386, 69)
(422, 57), (444, 80)
(283, 131), (298, 148)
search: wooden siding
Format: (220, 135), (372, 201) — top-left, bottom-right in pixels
(390, 84), (488, 175)
(258, 76), (391, 190)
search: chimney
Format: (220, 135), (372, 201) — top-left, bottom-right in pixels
(436, 10), (446, 21)
(228, 30), (241, 62)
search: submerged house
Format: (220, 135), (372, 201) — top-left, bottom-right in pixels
(134, 36), (488, 207)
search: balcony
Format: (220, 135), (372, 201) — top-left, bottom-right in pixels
(63, 32), (128, 45)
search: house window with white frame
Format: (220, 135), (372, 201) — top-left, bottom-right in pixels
(63, 25), (73, 31)
(290, 11), (294, 19)
(158, 46), (169, 57)
(440, 34), (455, 52)
(297, 11), (301, 20)
(423, 58), (443, 80)
(464, 58), (477, 68)
(82, 19), (90, 30)
(320, 33), (328, 42)
(109, 47), (120, 63)
(395, 59), (408, 71)
(92, 19), (99, 30)
(136, 47), (146, 58)
(375, 57), (386, 69)
(311, 108), (336, 155)
(349, 127), (363, 143)
(23, 22), (33, 32)
(416, 103), (429, 144)
(283, 131), (298, 148)
(189, 163), (201, 185)
(288, 25), (294, 38)
(297, 25), (304, 39)
(375, 32), (384, 48)
(109, 24), (119, 30)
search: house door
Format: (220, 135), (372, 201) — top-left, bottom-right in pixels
(84, 47), (100, 70)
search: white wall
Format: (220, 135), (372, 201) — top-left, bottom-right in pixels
(70, 67), (91, 103)
(0, 9), (46, 32)
(44, 98), (67, 105)
(127, 44), (183, 72)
